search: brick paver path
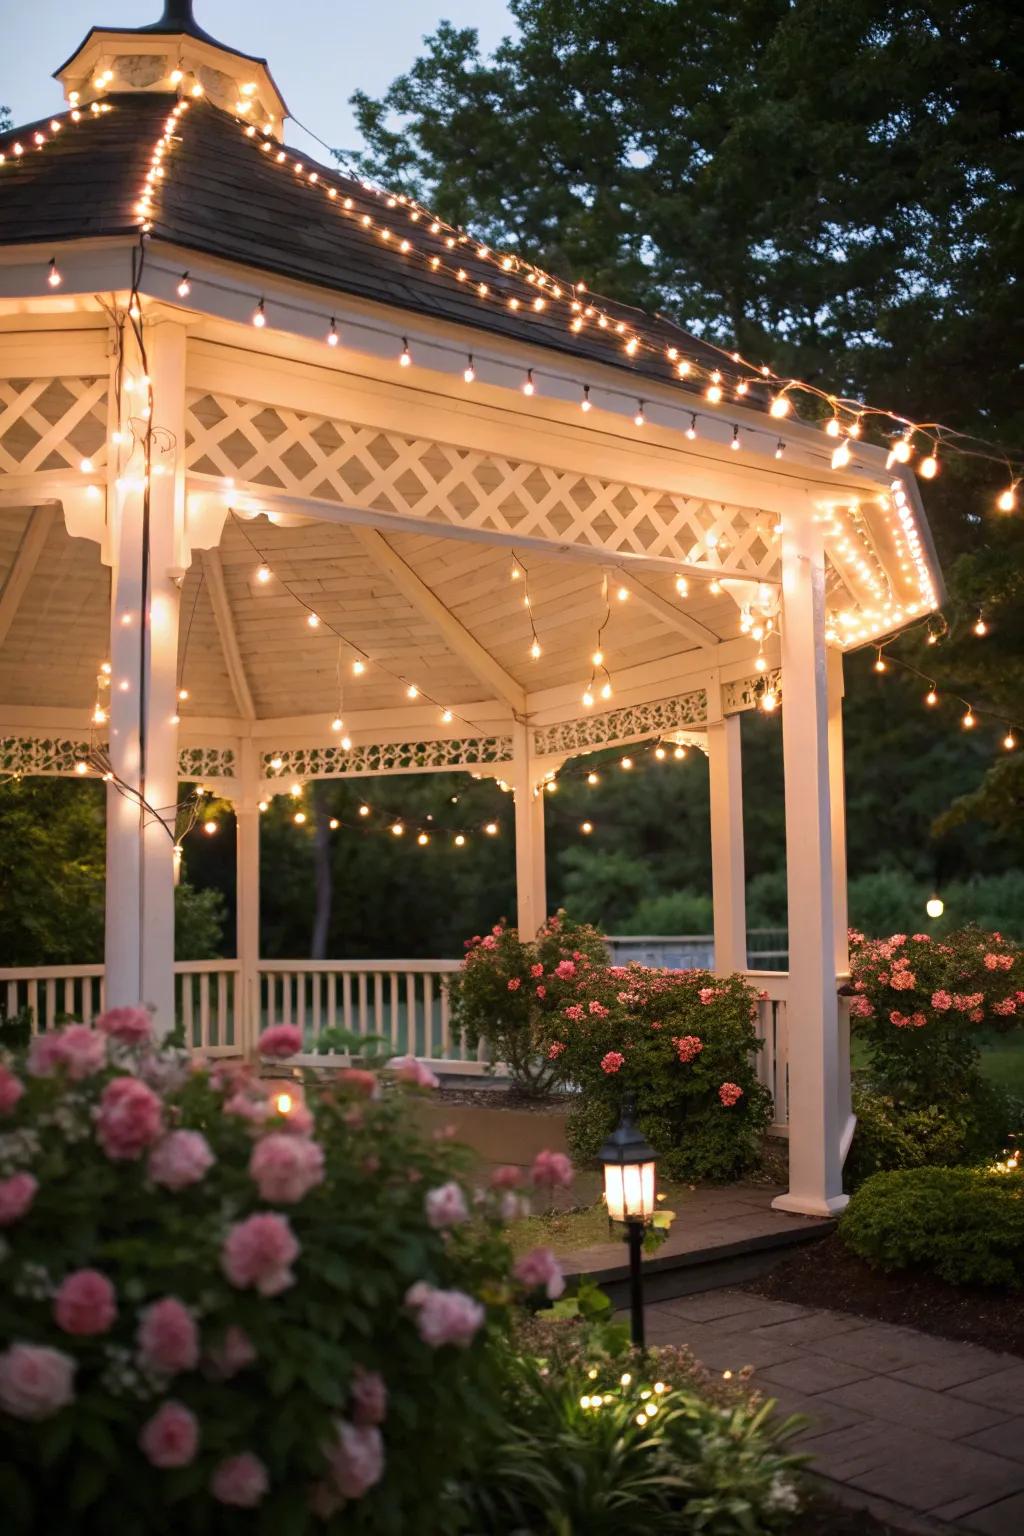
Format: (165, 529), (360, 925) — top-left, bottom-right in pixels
(643, 1288), (1024, 1533)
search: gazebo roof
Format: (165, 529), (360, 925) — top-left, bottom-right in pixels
(0, 91), (744, 402)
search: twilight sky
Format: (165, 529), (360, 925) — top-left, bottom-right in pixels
(3, 0), (514, 160)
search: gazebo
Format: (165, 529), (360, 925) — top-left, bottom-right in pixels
(0, 1), (942, 1216)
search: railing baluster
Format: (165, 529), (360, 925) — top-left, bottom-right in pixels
(181, 972), (194, 1048)
(358, 972), (368, 1039)
(423, 973), (434, 1057)
(343, 971), (353, 1034)
(199, 974), (211, 1052)
(326, 972), (336, 1033)
(439, 978), (451, 1058)
(312, 971), (322, 1040)
(216, 971), (228, 1048)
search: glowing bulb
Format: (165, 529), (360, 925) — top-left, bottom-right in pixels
(417, 832), (429, 845)
(655, 746), (666, 760)
(177, 272), (191, 298)
(831, 439), (852, 469)
(581, 821), (593, 834)
(391, 822), (404, 836)
(770, 394), (791, 418)
(307, 613), (320, 628)
(890, 436), (912, 464)
(580, 386), (592, 413)
(634, 402), (645, 427)
(675, 575), (688, 597)
(973, 617), (987, 637)
(327, 318), (339, 346)
(454, 833), (466, 847)
(874, 654), (887, 673)
(484, 822), (498, 836)
(1004, 732), (1017, 751)
(592, 649), (604, 667)
(730, 426), (741, 451)
(47, 259), (61, 288)
(530, 639), (542, 660)
(705, 383), (723, 403)
(290, 783), (302, 798)
(825, 417), (841, 438)
(352, 660), (365, 675)
(996, 486), (1017, 513)
(600, 682), (612, 700)
(761, 689), (778, 712)
(331, 716), (343, 732)
(617, 586), (629, 602)
(406, 684), (419, 699)
(74, 760), (88, 776)
(587, 772), (599, 785)
(620, 756), (633, 770)
(442, 709), (453, 723)
(582, 689), (594, 707)
(359, 804), (370, 817)
(79, 457), (95, 474)
(673, 745), (686, 760)
(685, 415), (698, 440)
(755, 655), (767, 673)
(962, 708), (975, 729)
(269, 756), (283, 770)
(919, 453), (938, 479)
(925, 689), (938, 706)
(203, 820), (218, 835)
(523, 370), (535, 396)
(464, 355), (476, 383)
(400, 339), (411, 366)
(256, 564), (271, 584)
(252, 298), (266, 328)
(294, 811), (306, 825)
(926, 896), (944, 919)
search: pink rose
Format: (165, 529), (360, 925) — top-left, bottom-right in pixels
(535, 985), (547, 998)
(337, 1068), (377, 1097)
(993, 997), (1017, 1016)
(139, 1399), (199, 1468)
(0, 1171), (37, 1227)
(137, 1297), (198, 1375)
(600, 1051), (625, 1074)
(532, 1149), (573, 1188)
(849, 996), (874, 1018)
(530, 963), (544, 978)
(985, 953), (1000, 970)
(931, 990), (953, 1012)
(96, 1076), (163, 1160)
(327, 1419), (385, 1499)
(250, 1134), (325, 1204)
(258, 1023), (303, 1058)
(274, 1101), (314, 1135)
(224, 1090), (270, 1126)
(554, 960), (576, 979)
(588, 1001), (608, 1017)
(547, 1040), (567, 1058)
(513, 1245), (565, 1299)
(222, 1212), (299, 1295)
(890, 970), (916, 990)
(424, 1180), (469, 1229)
(563, 1005), (584, 1022)
(890, 1010), (910, 1027)
(390, 1056), (440, 1089)
(96, 1006), (152, 1044)
(149, 1130), (215, 1191)
(480, 934), (497, 949)
(970, 1007), (985, 1023)
(0, 1065), (24, 1114)
(674, 1034), (703, 1063)
(405, 1283), (485, 1348)
(491, 1166), (525, 1194)
(350, 1366), (388, 1426)
(719, 1081), (743, 1107)
(54, 1025), (107, 1080)
(507, 977), (522, 992)
(0, 1344), (75, 1419)
(211, 1452), (269, 1507)
(25, 1033), (69, 1078)
(910, 1013), (928, 1028)
(699, 987), (718, 1005)
(53, 1269), (116, 1336)
(204, 1326), (257, 1380)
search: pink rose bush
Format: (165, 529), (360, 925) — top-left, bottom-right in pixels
(257, 1022), (304, 1058)
(0, 1018), (535, 1528)
(513, 1245), (565, 1299)
(849, 927), (1024, 1110)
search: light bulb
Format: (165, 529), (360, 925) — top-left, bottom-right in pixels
(996, 486), (1017, 513)
(329, 818), (340, 830)
(203, 820), (218, 835)
(774, 440), (785, 459)
(592, 649), (604, 666)
(705, 383), (723, 404)
(761, 689), (778, 712)
(454, 833), (466, 847)
(620, 756), (633, 770)
(80, 457), (94, 474)
(974, 617), (987, 636)
(582, 689), (594, 707)
(293, 811), (306, 824)
(290, 782), (302, 798)
(463, 355), (475, 383)
(253, 299), (266, 328)
(831, 439), (852, 469)
(919, 453), (938, 479)
(587, 772), (599, 785)
(484, 822), (498, 836)
(655, 746), (666, 760)
(685, 415), (698, 440)
(327, 318), (339, 346)
(825, 417), (841, 438)
(47, 259), (62, 288)
(874, 654), (887, 673)
(331, 716), (343, 732)
(417, 832), (429, 845)
(963, 709), (975, 729)
(580, 386), (592, 412)
(270, 756), (283, 770)
(1004, 732), (1017, 751)
(391, 822), (404, 836)
(359, 804), (370, 817)
(675, 575), (688, 596)
(673, 745), (686, 760)
(617, 586), (629, 601)
(523, 370), (535, 396)
(925, 689), (938, 706)
(926, 896), (944, 919)
(441, 708), (453, 723)
(530, 639), (542, 660)
(634, 402), (645, 427)
(400, 339), (411, 366)
(256, 564), (271, 584)
(891, 436), (912, 464)
(755, 655), (767, 673)
(770, 394), (791, 418)
(731, 426), (741, 451)
(600, 682), (612, 700)
(307, 612), (320, 628)
(545, 780), (558, 793)
(177, 687), (189, 701)
(352, 660), (365, 675)
(581, 821), (593, 834)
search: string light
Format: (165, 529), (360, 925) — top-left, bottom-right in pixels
(327, 316), (339, 346)
(831, 438), (852, 470)
(919, 450), (939, 479)
(463, 354), (476, 383)
(307, 612), (320, 628)
(252, 297), (266, 328)
(522, 368), (535, 396)
(770, 394), (791, 418)
(400, 337), (411, 367)
(634, 401), (645, 427)
(973, 615), (988, 637)
(176, 271), (191, 298)
(996, 484), (1018, 513)
(730, 425), (741, 452)
(581, 821), (593, 834)
(1004, 732), (1017, 751)
(774, 440), (785, 459)
(256, 564), (271, 584)
(825, 417), (841, 438)
(580, 384), (592, 413)
(925, 687), (938, 705)
(47, 258), (61, 288)
(352, 659), (366, 675)
(620, 756), (633, 770)
(294, 811), (306, 824)
(963, 707), (976, 729)
(874, 649), (887, 673)
(685, 414), (698, 440)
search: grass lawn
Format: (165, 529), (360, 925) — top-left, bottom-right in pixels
(507, 1178), (699, 1257)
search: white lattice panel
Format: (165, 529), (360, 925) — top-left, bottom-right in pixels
(185, 392), (780, 576)
(0, 738), (236, 781)
(262, 736), (515, 781)
(723, 670), (782, 713)
(532, 690), (707, 757)
(0, 377), (109, 475)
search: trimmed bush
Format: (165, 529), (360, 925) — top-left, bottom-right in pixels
(840, 1166), (1024, 1289)
(846, 1083), (1023, 1187)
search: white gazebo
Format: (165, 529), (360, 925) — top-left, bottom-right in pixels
(0, 2), (942, 1215)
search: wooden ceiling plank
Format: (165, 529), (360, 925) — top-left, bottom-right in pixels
(612, 570), (720, 650)
(0, 506), (57, 649)
(201, 548), (257, 721)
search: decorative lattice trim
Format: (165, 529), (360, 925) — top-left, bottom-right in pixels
(0, 377), (108, 476)
(0, 736), (93, 777)
(261, 737), (515, 781)
(185, 391), (780, 575)
(532, 690), (707, 757)
(178, 746), (236, 781)
(723, 670), (782, 713)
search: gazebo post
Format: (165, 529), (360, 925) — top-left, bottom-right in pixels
(828, 649), (855, 1157)
(235, 741), (262, 1053)
(104, 322), (187, 1033)
(707, 702), (747, 974)
(512, 724), (547, 938)
(772, 514), (848, 1216)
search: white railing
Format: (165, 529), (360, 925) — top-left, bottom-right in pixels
(257, 959), (475, 1066)
(745, 970), (789, 1129)
(0, 961), (242, 1058)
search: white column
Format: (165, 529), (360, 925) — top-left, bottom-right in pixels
(772, 512), (848, 1216)
(104, 322), (187, 1034)
(235, 742), (262, 1056)
(512, 724), (547, 937)
(828, 648), (855, 1160)
(707, 709), (747, 974)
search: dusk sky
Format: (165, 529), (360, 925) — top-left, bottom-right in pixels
(4, 0), (514, 161)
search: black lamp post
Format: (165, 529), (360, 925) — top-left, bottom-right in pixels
(598, 1098), (658, 1348)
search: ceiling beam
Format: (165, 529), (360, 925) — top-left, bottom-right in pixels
(611, 569), (720, 651)
(0, 505), (56, 648)
(350, 525), (527, 716)
(200, 548), (256, 721)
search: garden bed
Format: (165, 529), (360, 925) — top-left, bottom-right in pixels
(745, 1231), (1024, 1357)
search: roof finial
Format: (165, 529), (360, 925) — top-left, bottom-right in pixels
(157, 1), (197, 24)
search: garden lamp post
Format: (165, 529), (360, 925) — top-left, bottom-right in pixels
(598, 1099), (658, 1348)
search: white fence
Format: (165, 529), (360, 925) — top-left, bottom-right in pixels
(1, 958), (796, 1126)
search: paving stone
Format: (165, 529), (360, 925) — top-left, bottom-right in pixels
(891, 1344), (1019, 1392)
(795, 1419), (941, 1481)
(844, 1438), (1024, 1517)
(751, 1310), (871, 1346)
(820, 1375), (1006, 1440)
(952, 1364), (1024, 1416)
(677, 1325), (806, 1373)
(953, 1489), (1024, 1534)
(756, 1352), (875, 1396)
(962, 1421), (1024, 1464)
(648, 1289), (774, 1324)
(693, 1301), (811, 1333)
(804, 1322), (933, 1374)
(763, 1387), (871, 1440)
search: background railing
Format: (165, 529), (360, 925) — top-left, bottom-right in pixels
(0, 957), (797, 1127)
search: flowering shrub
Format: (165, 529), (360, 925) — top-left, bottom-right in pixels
(0, 1011), (572, 1533)
(550, 965), (773, 1181)
(848, 927), (1024, 1105)
(449, 913), (609, 1094)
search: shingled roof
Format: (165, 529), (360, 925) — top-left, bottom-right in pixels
(0, 91), (754, 403)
